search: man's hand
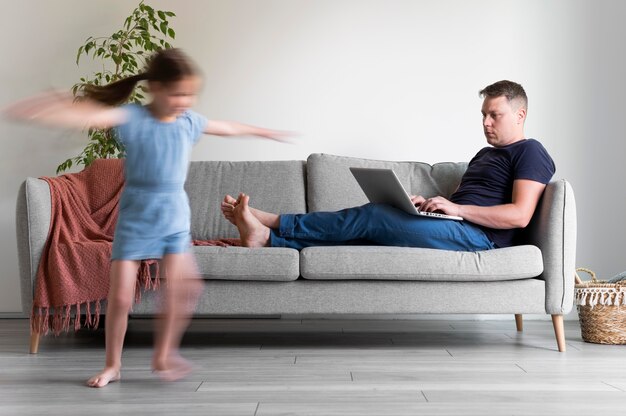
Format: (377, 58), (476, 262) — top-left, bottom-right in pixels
(417, 196), (461, 216)
(409, 195), (426, 207)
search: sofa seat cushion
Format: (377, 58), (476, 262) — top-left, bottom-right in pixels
(300, 245), (543, 282)
(192, 246), (300, 281)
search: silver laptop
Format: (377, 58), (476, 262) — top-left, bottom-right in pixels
(349, 167), (463, 221)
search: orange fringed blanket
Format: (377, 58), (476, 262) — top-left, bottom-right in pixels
(32, 159), (240, 335)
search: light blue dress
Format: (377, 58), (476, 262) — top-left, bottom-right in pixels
(111, 104), (207, 260)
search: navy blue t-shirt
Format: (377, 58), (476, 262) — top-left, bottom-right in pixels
(450, 139), (555, 248)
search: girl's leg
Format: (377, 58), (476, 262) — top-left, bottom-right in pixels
(152, 252), (203, 380)
(87, 260), (140, 388)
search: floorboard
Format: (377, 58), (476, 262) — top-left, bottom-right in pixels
(0, 318), (624, 416)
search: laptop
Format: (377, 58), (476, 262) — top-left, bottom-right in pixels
(349, 167), (464, 221)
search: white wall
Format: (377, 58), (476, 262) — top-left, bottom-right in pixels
(1, 1), (624, 319)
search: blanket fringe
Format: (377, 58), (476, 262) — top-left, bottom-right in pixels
(30, 260), (160, 336)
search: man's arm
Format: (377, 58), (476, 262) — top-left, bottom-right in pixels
(417, 179), (547, 229)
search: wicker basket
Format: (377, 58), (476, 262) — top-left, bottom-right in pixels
(574, 267), (626, 345)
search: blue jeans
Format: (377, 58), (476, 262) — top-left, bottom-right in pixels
(270, 203), (495, 251)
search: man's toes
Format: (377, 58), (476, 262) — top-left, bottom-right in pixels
(224, 195), (238, 205)
(221, 202), (234, 212)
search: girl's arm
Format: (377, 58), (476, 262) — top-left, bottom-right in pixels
(2, 90), (127, 130)
(204, 120), (291, 142)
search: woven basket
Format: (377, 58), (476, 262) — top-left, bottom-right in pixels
(574, 267), (626, 345)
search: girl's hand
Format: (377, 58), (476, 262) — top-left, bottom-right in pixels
(2, 90), (73, 121)
(205, 120), (295, 143)
(255, 128), (295, 143)
(2, 90), (126, 129)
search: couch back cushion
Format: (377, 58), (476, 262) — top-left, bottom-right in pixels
(306, 153), (467, 212)
(186, 161), (307, 239)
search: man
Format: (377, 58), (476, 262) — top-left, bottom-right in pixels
(222, 80), (555, 251)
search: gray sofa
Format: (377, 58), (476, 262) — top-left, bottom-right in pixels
(16, 153), (577, 353)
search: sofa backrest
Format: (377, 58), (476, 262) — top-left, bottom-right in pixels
(306, 153), (468, 212)
(186, 160), (307, 239)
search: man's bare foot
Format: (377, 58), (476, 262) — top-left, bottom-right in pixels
(221, 195), (238, 225)
(221, 194), (280, 228)
(86, 367), (121, 388)
(233, 194), (271, 247)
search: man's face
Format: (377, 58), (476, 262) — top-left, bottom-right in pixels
(481, 96), (526, 147)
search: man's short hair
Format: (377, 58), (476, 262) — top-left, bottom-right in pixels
(479, 80), (528, 110)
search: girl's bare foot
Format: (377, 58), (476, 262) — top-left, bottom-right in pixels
(152, 354), (194, 382)
(233, 194), (270, 247)
(86, 366), (121, 388)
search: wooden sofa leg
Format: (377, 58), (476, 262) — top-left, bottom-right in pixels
(30, 331), (40, 354)
(29, 314), (41, 354)
(552, 314), (566, 352)
(515, 314), (523, 332)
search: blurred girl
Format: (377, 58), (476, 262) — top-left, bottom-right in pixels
(5, 48), (288, 387)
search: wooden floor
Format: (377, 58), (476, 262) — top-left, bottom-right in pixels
(0, 317), (624, 416)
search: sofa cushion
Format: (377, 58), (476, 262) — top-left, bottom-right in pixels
(306, 153), (467, 212)
(300, 245), (543, 282)
(185, 160), (306, 240)
(192, 246), (300, 282)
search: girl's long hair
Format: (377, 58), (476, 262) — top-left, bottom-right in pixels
(83, 48), (200, 106)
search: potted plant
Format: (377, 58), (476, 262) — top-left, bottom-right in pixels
(57, 0), (176, 173)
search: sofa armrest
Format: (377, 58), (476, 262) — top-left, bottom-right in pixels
(523, 179), (577, 314)
(15, 178), (51, 315)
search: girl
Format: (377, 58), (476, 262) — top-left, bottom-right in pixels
(5, 48), (288, 387)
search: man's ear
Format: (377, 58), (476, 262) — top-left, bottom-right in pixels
(516, 107), (527, 124)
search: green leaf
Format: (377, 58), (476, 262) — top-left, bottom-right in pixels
(165, 11), (175, 17)
(167, 28), (175, 39)
(157, 10), (166, 20)
(76, 46), (84, 65)
(160, 22), (167, 34)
